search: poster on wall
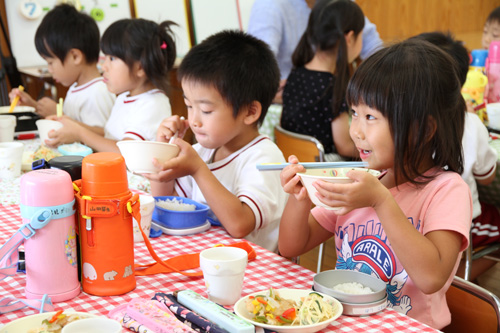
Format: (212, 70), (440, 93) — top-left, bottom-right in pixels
(5, 0), (132, 68)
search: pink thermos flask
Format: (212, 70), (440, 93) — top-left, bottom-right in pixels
(20, 169), (80, 302)
(486, 41), (500, 103)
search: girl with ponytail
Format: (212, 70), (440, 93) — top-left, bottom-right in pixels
(281, 0), (364, 161)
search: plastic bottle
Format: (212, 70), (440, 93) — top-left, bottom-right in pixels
(470, 49), (489, 73)
(21, 169), (80, 302)
(486, 41), (500, 103)
(73, 152), (136, 296)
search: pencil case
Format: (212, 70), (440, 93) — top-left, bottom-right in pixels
(126, 298), (196, 333)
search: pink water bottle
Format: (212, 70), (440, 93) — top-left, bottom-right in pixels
(20, 169), (80, 302)
(486, 41), (500, 103)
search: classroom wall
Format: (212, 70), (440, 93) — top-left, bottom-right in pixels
(2, 0), (500, 85)
(356, 0), (500, 51)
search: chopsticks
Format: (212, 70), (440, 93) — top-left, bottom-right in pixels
(56, 98), (63, 117)
(8, 85), (24, 113)
(257, 161), (368, 171)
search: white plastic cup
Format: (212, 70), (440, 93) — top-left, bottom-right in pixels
(0, 142), (24, 179)
(487, 103), (500, 130)
(36, 119), (63, 144)
(199, 247), (248, 305)
(0, 115), (16, 142)
(132, 195), (155, 242)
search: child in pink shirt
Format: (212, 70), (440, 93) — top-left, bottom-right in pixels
(278, 39), (472, 329)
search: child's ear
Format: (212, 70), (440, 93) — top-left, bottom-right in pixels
(425, 115), (438, 143)
(243, 101), (262, 125)
(345, 30), (355, 48)
(68, 49), (84, 65)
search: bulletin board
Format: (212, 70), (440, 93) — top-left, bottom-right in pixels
(190, 0), (256, 45)
(133, 0), (192, 58)
(5, 0), (132, 68)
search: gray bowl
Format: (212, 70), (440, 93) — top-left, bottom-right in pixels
(313, 269), (387, 304)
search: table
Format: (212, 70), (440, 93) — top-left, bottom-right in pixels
(0, 204), (438, 332)
(477, 136), (500, 207)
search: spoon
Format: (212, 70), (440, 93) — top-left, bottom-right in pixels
(169, 116), (185, 144)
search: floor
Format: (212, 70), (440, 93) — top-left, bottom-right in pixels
(298, 238), (500, 299)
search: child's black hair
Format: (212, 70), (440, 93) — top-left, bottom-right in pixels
(347, 39), (465, 186)
(35, 4), (99, 64)
(487, 6), (500, 25)
(292, 0), (364, 116)
(177, 30), (280, 125)
(410, 31), (469, 86)
(100, 19), (177, 93)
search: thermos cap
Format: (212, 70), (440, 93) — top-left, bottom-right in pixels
(47, 155), (83, 181)
(488, 41), (500, 64)
(81, 152), (129, 197)
(471, 49), (489, 67)
(20, 169), (74, 206)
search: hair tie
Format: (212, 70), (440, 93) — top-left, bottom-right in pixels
(160, 42), (167, 49)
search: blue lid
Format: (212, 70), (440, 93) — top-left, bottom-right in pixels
(471, 49), (489, 67)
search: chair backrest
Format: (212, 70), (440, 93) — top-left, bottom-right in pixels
(274, 125), (325, 162)
(443, 276), (500, 333)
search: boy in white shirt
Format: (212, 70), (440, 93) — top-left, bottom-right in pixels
(147, 31), (288, 252)
(9, 4), (114, 132)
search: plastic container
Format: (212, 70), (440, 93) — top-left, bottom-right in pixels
(58, 143), (93, 157)
(486, 41), (500, 103)
(21, 169), (80, 302)
(152, 196), (209, 229)
(313, 269), (387, 316)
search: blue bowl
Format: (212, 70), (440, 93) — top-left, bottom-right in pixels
(58, 143), (93, 157)
(152, 196), (209, 229)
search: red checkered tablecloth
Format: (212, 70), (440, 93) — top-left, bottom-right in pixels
(0, 204), (438, 332)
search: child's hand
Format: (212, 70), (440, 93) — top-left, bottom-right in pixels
(156, 115), (189, 142)
(44, 116), (81, 147)
(280, 155), (309, 201)
(144, 138), (206, 182)
(9, 88), (36, 108)
(313, 168), (388, 215)
(36, 97), (57, 118)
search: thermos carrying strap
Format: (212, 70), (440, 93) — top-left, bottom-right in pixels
(127, 195), (257, 277)
(0, 209), (56, 313)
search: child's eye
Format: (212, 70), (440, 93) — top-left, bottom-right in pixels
(201, 110), (212, 114)
(350, 109), (358, 117)
(366, 114), (375, 120)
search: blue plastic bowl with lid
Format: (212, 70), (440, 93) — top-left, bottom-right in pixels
(152, 196), (209, 229)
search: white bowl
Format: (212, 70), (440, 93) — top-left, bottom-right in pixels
(117, 140), (180, 174)
(36, 119), (63, 143)
(298, 167), (380, 210)
(61, 317), (122, 333)
(0, 311), (98, 333)
(234, 288), (342, 333)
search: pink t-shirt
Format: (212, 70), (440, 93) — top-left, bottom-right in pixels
(312, 169), (472, 329)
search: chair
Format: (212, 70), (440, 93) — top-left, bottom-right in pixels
(464, 227), (500, 281)
(442, 276), (500, 333)
(274, 125), (326, 273)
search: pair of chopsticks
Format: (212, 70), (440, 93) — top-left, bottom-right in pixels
(8, 85), (24, 113)
(256, 161), (368, 171)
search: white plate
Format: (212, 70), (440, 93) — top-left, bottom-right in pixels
(0, 106), (36, 114)
(151, 220), (211, 236)
(234, 288), (343, 333)
(0, 311), (99, 333)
